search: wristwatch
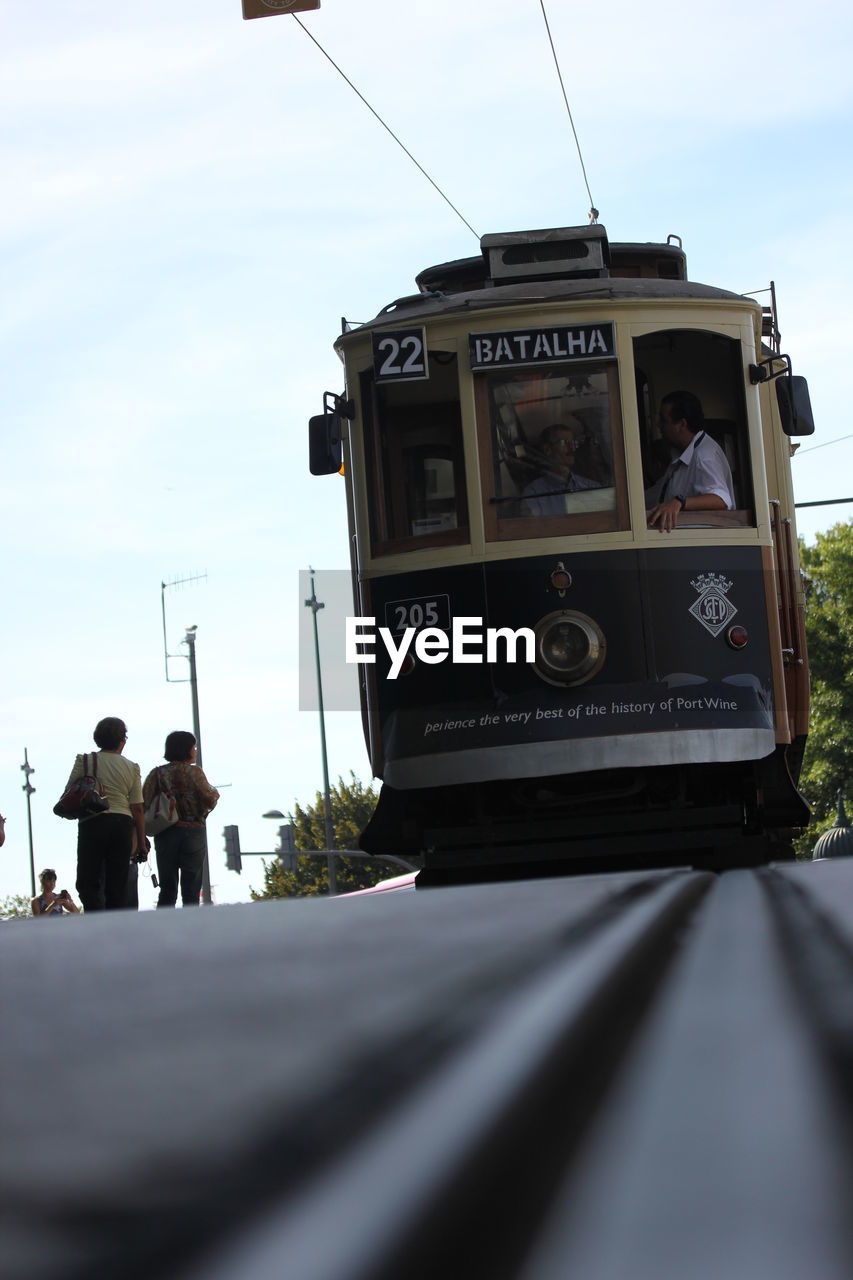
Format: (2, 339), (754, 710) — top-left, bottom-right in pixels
(676, 495), (687, 510)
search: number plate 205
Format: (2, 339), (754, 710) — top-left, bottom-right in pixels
(384, 594), (451, 635)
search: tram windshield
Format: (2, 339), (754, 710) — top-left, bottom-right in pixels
(478, 363), (628, 538)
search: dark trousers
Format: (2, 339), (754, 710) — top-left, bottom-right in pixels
(77, 814), (135, 912)
(154, 824), (206, 908)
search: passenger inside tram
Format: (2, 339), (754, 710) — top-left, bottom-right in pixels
(520, 420), (599, 516)
(489, 369), (617, 522)
(645, 390), (735, 533)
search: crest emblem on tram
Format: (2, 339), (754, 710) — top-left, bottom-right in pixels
(688, 573), (737, 638)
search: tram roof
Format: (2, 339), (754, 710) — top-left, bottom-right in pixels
(337, 225), (755, 344)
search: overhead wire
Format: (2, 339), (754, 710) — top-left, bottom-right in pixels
(795, 497), (853, 508)
(538, 0), (598, 222)
(795, 432), (853, 456)
(291, 8), (595, 240)
(793, 431), (853, 508)
(291, 15), (479, 241)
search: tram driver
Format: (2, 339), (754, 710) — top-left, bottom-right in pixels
(521, 419), (598, 517)
(645, 390), (734, 532)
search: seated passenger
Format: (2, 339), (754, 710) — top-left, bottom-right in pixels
(645, 391), (734, 532)
(521, 420), (598, 517)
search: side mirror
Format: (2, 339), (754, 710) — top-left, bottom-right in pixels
(777, 375), (815, 436)
(309, 413), (343, 475)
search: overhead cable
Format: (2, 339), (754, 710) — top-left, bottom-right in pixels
(292, 15), (479, 241)
(796, 432), (853, 456)
(795, 497), (853, 508)
(538, 0), (598, 223)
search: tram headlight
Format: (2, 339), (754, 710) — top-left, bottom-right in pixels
(533, 610), (606, 687)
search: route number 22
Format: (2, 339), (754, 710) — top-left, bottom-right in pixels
(372, 327), (429, 382)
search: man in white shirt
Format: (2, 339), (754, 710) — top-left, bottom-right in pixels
(645, 391), (735, 532)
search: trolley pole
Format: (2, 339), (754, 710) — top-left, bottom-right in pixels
(20, 748), (36, 898)
(304, 569), (337, 896)
(183, 626), (212, 906)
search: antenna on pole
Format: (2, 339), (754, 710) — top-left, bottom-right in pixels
(161, 573), (207, 683)
(159, 572), (213, 907)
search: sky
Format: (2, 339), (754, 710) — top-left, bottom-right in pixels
(2, 0), (852, 906)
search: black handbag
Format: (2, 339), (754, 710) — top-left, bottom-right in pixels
(54, 753), (110, 820)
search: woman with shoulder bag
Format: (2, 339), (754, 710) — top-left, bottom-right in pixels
(142, 731), (219, 908)
(66, 717), (149, 912)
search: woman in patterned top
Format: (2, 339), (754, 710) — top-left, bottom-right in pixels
(142, 731), (219, 909)
(32, 868), (80, 917)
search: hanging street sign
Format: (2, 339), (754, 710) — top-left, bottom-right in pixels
(242, 0), (320, 20)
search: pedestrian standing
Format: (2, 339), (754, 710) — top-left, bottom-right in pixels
(65, 718), (149, 912)
(142, 731), (219, 908)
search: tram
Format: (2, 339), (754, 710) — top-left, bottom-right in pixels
(309, 223), (814, 877)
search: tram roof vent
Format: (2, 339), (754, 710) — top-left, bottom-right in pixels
(481, 225), (610, 286)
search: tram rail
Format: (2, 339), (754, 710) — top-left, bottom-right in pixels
(2, 860), (852, 1279)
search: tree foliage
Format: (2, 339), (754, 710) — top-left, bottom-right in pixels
(1, 894), (32, 921)
(796, 521), (853, 855)
(251, 773), (410, 899)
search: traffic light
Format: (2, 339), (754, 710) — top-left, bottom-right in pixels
(278, 824), (298, 871)
(224, 825), (242, 873)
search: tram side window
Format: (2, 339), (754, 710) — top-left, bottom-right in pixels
(634, 330), (754, 522)
(480, 364), (629, 538)
(361, 352), (468, 554)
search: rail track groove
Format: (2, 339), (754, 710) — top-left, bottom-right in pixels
(2, 862), (853, 1279)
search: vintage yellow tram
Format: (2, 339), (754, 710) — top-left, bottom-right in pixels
(310, 224), (813, 877)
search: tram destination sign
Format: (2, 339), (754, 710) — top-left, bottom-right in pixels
(469, 322), (615, 370)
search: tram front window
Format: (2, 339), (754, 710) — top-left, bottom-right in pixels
(361, 352), (468, 555)
(479, 365), (628, 538)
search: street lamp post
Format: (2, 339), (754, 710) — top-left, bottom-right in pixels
(183, 625), (212, 906)
(20, 749), (36, 898)
(304, 569), (337, 896)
